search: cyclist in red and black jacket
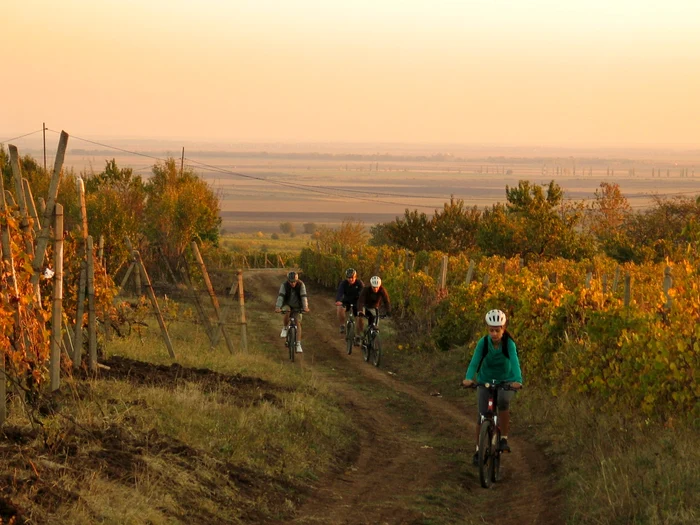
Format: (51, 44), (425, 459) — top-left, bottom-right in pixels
(335, 268), (364, 337)
(357, 275), (391, 345)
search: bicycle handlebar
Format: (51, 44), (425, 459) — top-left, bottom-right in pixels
(462, 382), (522, 391)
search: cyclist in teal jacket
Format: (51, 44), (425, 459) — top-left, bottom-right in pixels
(462, 309), (523, 466)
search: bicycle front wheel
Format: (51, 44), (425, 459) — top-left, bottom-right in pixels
(287, 327), (296, 362)
(370, 333), (381, 367)
(478, 420), (494, 488)
(345, 321), (354, 355)
(491, 427), (501, 483)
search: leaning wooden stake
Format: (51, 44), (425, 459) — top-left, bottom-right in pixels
(8, 146), (34, 256)
(22, 178), (41, 233)
(87, 236), (97, 372)
(31, 130), (69, 299)
(125, 237), (142, 296)
(134, 251), (176, 359)
(72, 260), (87, 368)
(191, 241), (234, 354)
(51, 204), (64, 391)
(237, 270), (248, 352)
(179, 263), (215, 345)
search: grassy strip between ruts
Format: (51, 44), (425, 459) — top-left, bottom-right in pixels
(0, 308), (356, 525)
(380, 338), (700, 525)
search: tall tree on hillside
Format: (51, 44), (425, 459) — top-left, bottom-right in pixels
(143, 158), (221, 265)
(478, 180), (593, 260)
(431, 197), (481, 254)
(84, 159), (147, 271)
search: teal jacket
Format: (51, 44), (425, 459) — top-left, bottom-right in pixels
(464, 335), (523, 384)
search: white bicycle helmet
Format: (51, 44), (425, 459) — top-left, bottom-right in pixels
(370, 276), (382, 287)
(485, 309), (507, 327)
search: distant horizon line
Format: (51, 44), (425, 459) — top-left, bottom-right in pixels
(2, 129), (699, 153)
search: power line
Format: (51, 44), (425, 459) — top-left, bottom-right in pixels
(0, 129), (43, 144)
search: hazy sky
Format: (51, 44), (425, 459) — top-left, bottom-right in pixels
(3, 0), (700, 147)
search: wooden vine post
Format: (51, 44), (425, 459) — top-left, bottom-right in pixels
(134, 250), (176, 359)
(73, 176), (89, 368)
(0, 158), (23, 420)
(87, 236), (97, 372)
(191, 241), (234, 354)
(179, 263), (215, 345)
(51, 204), (64, 391)
(8, 146), (35, 256)
(237, 270), (248, 351)
(30, 130), (69, 301)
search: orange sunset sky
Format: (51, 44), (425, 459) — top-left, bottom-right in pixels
(2, 0), (700, 148)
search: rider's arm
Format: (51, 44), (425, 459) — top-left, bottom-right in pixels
(275, 283), (286, 310)
(507, 339), (523, 384)
(335, 280), (346, 303)
(464, 338), (488, 381)
(380, 287), (391, 315)
(356, 287), (367, 314)
(299, 281), (309, 311)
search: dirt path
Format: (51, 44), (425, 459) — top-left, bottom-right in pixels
(243, 270), (563, 525)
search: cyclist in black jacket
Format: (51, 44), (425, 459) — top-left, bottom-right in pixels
(357, 275), (391, 343)
(335, 268), (364, 340)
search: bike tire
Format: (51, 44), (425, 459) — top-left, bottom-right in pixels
(370, 332), (381, 367)
(491, 427), (501, 483)
(478, 420), (494, 488)
(361, 333), (370, 362)
(346, 320), (354, 355)
(287, 327), (296, 362)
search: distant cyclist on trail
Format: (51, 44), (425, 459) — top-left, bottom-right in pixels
(462, 309), (523, 466)
(357, 275), (391, 344)
(275, 271), (310, 353)
(335, 268), (364, 339)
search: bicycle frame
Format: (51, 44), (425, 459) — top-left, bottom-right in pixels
(282, 309), (300, 362)
(361, 308), (385, 366)
(344, 306), (356, 355)
(471, 382), (514, 488)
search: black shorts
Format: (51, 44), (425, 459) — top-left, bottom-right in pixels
(342, 302), (359, 317)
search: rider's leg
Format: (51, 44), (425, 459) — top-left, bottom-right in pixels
(283, 311), (290, 327)
(337, 305), (345, 329)
(500, 410), (510, 437)
(297, 321), (302, 343)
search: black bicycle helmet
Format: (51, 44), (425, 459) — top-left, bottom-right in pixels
(287, 271), (298, 283)
(345, 268), (357, 278)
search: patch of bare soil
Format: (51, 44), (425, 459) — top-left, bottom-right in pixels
(242, 270), (564, 525)
(0, 360), (301, 525)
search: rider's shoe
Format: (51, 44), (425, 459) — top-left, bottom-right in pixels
(295, 342), (303, 353)
(472, 452), (479, 466)
(339, 325), (345, 335)
(280, 327), (288, 338)
(498, 438), (511, 453)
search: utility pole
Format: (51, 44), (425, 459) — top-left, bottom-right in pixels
(180, 147), (185, 176)
(43, 122), (47, 173)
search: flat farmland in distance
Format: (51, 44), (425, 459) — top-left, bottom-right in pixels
(59, 148), (700, 234)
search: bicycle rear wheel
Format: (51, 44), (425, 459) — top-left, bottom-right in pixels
(345, 320), (354, 355)
(370, 332), (381, 367)
(287, 327), (296, 362)
(478, 420), (494, 488)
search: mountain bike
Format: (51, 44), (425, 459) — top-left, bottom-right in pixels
(360, 309), (387, 367)
(343, 306), (356, 355)
(466, 382), (519, 488)
(281, 309), (301, 362)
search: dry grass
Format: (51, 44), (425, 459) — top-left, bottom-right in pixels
(0, 309), (355, 524)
